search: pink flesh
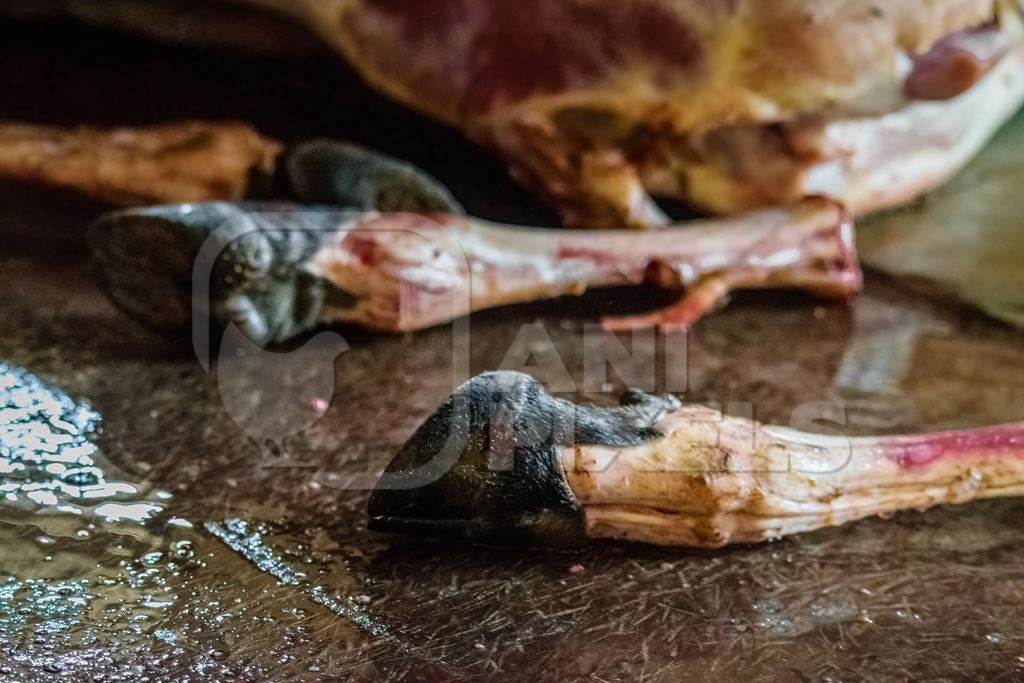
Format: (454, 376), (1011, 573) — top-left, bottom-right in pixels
(366, 0), (479, 47)
(601, 274), (732, 333)
(466, 0), (704, 114)
(366, 0), (705, 115)
(555, 245), (622, 265)
(883, 424), (1024, 468)
(592, 203), (859, 332)
(553, 200), (857, 282)
(316, 199), (861, 332)
(906, 23), (1009, 100)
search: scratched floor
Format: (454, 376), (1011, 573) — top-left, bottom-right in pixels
(3, 17), (1024, 682)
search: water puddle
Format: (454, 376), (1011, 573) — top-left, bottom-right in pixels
(0, 363), (382, 679)
(0, 362), (166, 522)
(0, 363), (197, 678)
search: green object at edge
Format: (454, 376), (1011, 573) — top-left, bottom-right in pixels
(859, 112), (1024, 329)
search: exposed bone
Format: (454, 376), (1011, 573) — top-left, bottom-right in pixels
(368, 371), (1024, 549)
(0, 121), (282, 205)
(90, 197), (859, 342)
(564, 408), (1024, 548)
(310, 196), (860, 333)
(561, 406), (1024, 547)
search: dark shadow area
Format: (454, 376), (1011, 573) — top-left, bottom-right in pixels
(0, 15), (557, 247)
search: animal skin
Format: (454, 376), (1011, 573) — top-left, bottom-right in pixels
(6, 0), (1024, 227)
(275, 0), (1024, 227)
(369, 371), (1024, 548)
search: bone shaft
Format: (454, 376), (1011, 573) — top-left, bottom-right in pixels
(563, 414), (1024, 548)
(316, 197), (859, 333)
(777, 422), (1024, 515)
(462, 196), (856, 306)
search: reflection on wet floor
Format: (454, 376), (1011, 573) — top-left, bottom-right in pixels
(829, 299), (938, 431)
(0, 363), (373, 680)
(205, 518), (386, 638)
(0, 363), (167, 522)
(0, 363), (185, 677)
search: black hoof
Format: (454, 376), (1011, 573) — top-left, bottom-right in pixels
(285, 140), (464, 214)
(89, 202), (336, 346)
(367, 372), (674, 547)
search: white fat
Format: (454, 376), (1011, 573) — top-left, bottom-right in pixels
(807, 46), (1024, 214)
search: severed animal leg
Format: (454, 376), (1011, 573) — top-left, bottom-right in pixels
(89, 196), (859, 343)
(0, 121), (283, 205)
(0, 121), (463, 214)
(308, 195), (859, 333)
(368, 371), (1024, 549)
